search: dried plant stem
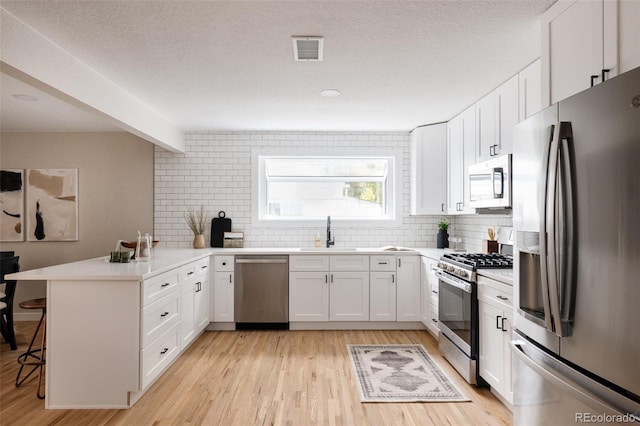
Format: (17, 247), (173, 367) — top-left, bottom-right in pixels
(185, 206), (209, 235)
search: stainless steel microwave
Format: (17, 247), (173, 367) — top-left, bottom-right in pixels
(468, 154), (512, 209)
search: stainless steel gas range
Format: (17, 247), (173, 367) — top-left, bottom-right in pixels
(436, 230), (513, 385)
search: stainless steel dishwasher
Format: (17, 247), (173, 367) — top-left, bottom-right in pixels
(234, 255), (289, 330)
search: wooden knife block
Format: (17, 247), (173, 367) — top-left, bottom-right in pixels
(482, 240), (498, 254)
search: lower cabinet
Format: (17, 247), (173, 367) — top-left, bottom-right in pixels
(370, 271), (397, 321)
(396, 255), (421, 321)
(289, 271), (329, 321)
(181, 257), (210, 349)
(329, 271), (369, 321)
(212, 255), (235, 322)
(289, 255), (370, 322)
(478, 275), (514, 405)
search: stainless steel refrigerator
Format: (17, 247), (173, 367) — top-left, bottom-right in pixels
(511, 66), (640, 425)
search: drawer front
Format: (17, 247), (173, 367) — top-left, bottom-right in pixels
(143, 270), (180, 306)
(179, 263), (196, 282)
(369, 255), (396, 272)
(330, 255), (369, 272)
(289, 255), (330, 271)
(194, 257), (210, 277)
(141, 290), (180, 347)
(478, 276), (513, 308)
(214, 255), (234, 272)
(141, 323), (180, 390)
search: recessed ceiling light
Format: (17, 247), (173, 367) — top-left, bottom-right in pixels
(12, 94), (38, 102)
(320, 89), (341, 98)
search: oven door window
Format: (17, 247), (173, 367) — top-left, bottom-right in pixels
(439, 279), (472, 348)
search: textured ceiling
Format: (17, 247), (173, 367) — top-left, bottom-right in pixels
(0, 0), (555, 132)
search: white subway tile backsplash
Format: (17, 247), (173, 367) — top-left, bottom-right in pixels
(154, 131), (511, 250)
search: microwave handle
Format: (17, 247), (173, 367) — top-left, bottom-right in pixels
(492, 167), (504, 199)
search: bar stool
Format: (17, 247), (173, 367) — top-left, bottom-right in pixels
(15, 297), (47, 399)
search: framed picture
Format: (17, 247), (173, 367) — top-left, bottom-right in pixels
(0, 169), (25, 242)
(26, 169), (78, 241)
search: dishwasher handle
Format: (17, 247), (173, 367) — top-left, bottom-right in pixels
(236, 258), (288, 264)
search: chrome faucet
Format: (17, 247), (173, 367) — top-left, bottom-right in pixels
(326, 215), (335, 248)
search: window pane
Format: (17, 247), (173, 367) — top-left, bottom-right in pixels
(265, 158), (387, 178)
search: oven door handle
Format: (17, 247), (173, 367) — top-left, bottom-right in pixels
(436, 270), (472, 293)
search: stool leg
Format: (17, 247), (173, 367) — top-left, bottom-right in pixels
(15, 309), (46, 396)
(36, 313), (46, 399)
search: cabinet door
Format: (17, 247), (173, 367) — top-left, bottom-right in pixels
(543, 0), (609, 105)
(330, 271), (369, 321)
(519, 59), (542, 122)
(410, 124), (447, 215)
(194, 275), (209, 332)
(460, 105), (477, 214)
(496, 75), (519, 155)
(476, 92), (497, 162)
(479, 301), (505, 391)
(447, 114), (464, 214)
(503, 308), (514, 405)
(181, 280), (196, 349)
(396, 256), (421, 321)
(370, 272), (396, 321)
(619, 0), (640, 73)
(289, 272), (329, 321)
(213, 272), (234, 322)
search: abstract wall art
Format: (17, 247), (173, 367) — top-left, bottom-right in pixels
(26, 169), (78, 241)
(0, 169), (25, 242)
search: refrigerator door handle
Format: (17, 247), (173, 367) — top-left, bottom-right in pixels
(539, 124), (556, 333)
(557, 123), (577, 335)
(511, 338), (639, 419)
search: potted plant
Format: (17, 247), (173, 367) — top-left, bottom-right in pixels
(185, 206), (209, 248)
(437, 218), (449, 249)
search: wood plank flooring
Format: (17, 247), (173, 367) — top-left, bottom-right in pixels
(1, 322), (511, 425)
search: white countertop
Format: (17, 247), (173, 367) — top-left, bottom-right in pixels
(8, 246), (432, 281)
(477, 268), (514, 286)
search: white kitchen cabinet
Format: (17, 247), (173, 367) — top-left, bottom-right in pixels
(518, 59), (542, 122)
(181, 258), (210, 349)
(447, 104), (476, 214)
(619, 0), (640, 73)
(289, 271), (329, 321)
(396, 255), (421, 321)
(478, 276), (514, 405)
(541, 0), (621, 106)
(289, 255), (369, 322)
(410, 123), (447, 215)
(476, 75), (518, 162)
(420, 256), (440, 337)
(330, 271), (370, 321)
(370, 255), (397, 321)
(212, 255), (234, 323)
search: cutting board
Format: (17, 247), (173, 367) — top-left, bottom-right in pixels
(211, 211), (231, 247)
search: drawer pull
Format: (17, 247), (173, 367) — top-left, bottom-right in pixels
(187, 271), (194, 276)
(432, 290), (438, 294)
(160, 311), (170, 317)
(432, 319), (438, 323)
(201, 265), (208, 270)
(378, 261), (388, 265)
(496, 295), (509, 301)
(160, 348), (169, 355)
(161, 283), (171, 287)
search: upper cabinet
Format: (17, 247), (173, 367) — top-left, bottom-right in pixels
(542, 0), (640, 107)
(475, 75), (519, 162)
(447, 105), (476, 215)
(410, 123), (447, 215)
(518, 59), (542, 122)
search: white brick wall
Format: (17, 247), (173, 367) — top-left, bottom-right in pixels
(154, 131), (512, 250)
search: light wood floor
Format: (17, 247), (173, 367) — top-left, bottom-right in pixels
(0, 322), (511, 425)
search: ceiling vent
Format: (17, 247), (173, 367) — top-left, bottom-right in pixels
(292, 36), (324, 61)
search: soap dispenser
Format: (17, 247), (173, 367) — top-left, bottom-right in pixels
(315, 232), (322, 248)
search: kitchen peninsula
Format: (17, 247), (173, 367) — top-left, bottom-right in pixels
(8, 247), (437, 409)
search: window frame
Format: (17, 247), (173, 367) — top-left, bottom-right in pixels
(252, 149), (402, 228)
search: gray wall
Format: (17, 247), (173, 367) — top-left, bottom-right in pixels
(0, 132), (154, 318)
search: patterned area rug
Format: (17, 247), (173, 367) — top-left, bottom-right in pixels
(347, 344), (470, 403)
